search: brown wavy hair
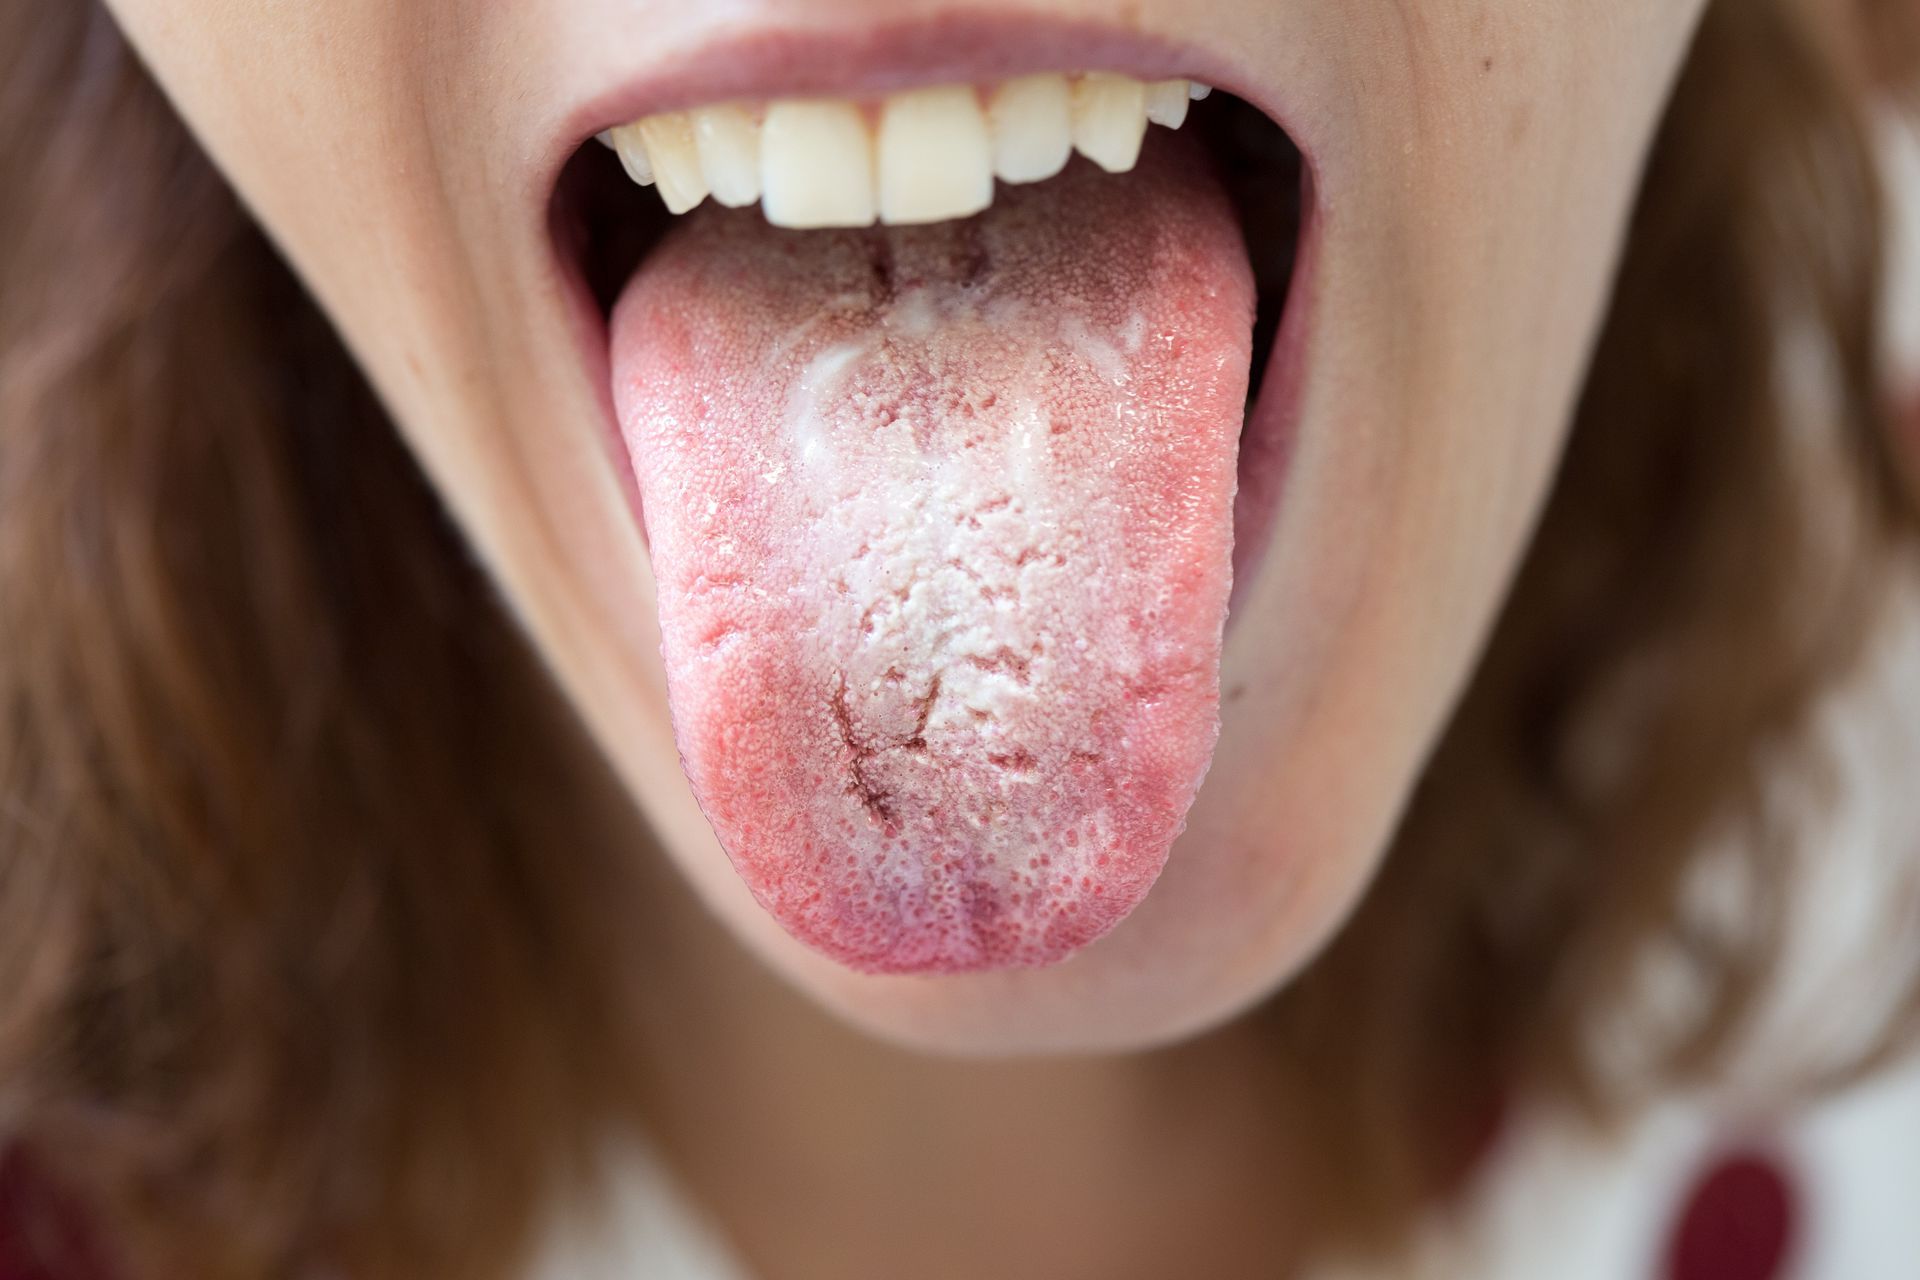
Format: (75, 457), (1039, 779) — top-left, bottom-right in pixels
(3, 2), (1918, 1277)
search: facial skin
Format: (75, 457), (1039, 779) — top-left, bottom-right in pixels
(105, 0), (1708, 1056)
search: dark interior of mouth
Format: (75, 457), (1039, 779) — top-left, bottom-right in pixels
(549, 95), (1305, 974)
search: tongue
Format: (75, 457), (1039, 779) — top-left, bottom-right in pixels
(612, 134), (1254, 974)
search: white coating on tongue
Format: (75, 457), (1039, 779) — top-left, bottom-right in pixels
(613, 139), (1254, 973)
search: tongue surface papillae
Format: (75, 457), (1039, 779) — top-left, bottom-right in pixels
(612, 135), (1254, 974)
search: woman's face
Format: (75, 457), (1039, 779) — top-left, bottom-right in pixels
(106, 0), (1706, 1053)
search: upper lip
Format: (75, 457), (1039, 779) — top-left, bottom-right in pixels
(552, 9), (1306, 174)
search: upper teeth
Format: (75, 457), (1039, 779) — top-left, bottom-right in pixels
(602, 73), (1209, 229)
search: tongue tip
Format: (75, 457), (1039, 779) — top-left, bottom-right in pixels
(739, 819), (1188, 976)
(690, 684), (1222, 977)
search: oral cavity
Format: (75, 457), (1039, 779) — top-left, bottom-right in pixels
(611, 134), (1254, 974)
(600, 73), (1213, 227)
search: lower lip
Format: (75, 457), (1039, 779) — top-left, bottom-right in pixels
(1231, 182), (1319, 614)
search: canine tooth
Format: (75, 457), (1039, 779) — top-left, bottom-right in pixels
(761, 99), (876, 229)
(878, 85), (993, 225)
(595, 129), (616, 151)
(692, 104), (762, 208)
(609, 123), (655, 186)
(1145, 79), (1191, 129)
(1189, 82), (1214, 100)
(638, 113), (707, 213)
(1071, 73), (1148, 173)
(987, 74), (1073, 184)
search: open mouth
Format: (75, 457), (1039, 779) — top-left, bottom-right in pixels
(547, 26), (1312, 978)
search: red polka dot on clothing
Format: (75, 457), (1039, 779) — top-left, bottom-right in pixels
(1663, 1148), (1799, 1280)
(0, 1151), (113, 1280)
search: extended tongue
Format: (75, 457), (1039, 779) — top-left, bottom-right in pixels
(612, 133), (1254, 974)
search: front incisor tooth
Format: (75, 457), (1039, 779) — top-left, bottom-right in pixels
(1071, 73), (1148, 173)
(692, 104), (762, 208)
(638, 113), (708, 213)
(1145, 79), (1191, 129)
(878, 85), (993, 225)
(761, 100), (876, 229)
(987, 74), (1073, 184)
(609, 123), (654, 186)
